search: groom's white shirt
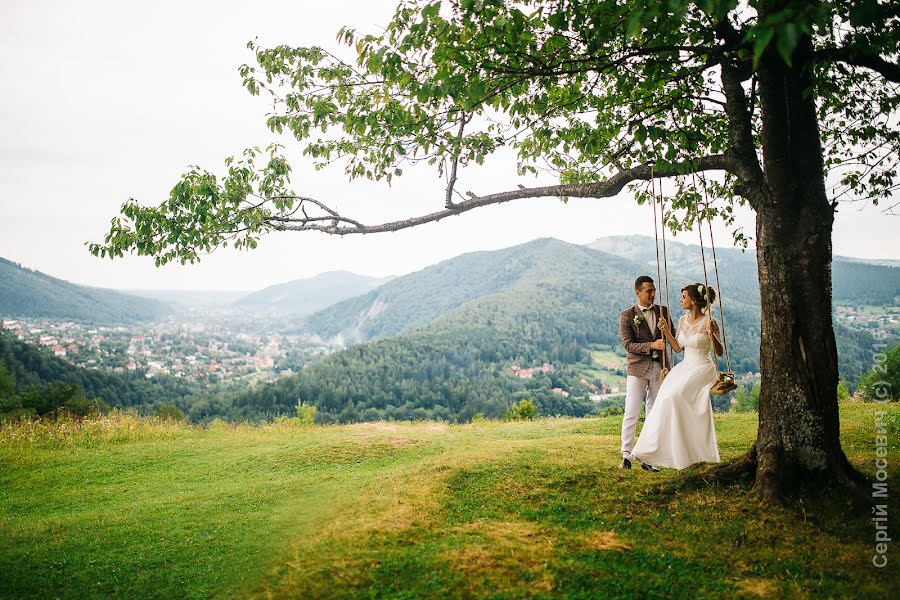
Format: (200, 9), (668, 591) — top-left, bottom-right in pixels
(636, 303), (656, 336)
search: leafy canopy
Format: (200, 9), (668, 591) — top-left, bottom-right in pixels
(90, 0), (899, 265)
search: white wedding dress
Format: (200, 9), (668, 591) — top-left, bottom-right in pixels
(631, 314), (721, 470)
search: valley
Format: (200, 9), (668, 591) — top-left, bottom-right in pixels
(1, 235), (897, 424)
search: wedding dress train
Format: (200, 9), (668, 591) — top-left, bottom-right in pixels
(631, 314), (721, 470)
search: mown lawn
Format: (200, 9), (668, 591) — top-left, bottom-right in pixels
(1, 403), (898, 598)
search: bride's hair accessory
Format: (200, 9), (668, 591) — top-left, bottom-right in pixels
(682, 283), (716, 309)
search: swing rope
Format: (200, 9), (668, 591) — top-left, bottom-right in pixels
(690, 168), (737, 394)
(689, 170), (716, 363)
(650, 167), (673, 376)
(698, 174), (734, 374)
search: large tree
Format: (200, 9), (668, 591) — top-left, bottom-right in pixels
(92, 0), (898, 502)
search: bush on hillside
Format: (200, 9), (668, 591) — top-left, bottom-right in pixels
(296, 402), (317, 425)
(1, 379), (106, 421)
(503, 398), (539, 421)
(155, 403), (186, 421)
(731, 382), (760, 413)
(857, 343), (899, 402)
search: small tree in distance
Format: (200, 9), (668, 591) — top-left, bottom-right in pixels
(503, 398), (540, 421)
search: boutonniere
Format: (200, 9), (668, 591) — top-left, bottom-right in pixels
(633, 312), (645, 327)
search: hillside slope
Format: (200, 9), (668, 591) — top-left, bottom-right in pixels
(0, 331), (196, 411)
(299, 242), (579, 344)
(234, 271), (393, 315)
(0, 258), (172, 323)
(304, 234), (899, 347)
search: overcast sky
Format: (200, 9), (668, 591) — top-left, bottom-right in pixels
(1, 0), (896, 292)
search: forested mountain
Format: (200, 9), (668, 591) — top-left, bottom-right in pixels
(0, 258), (172, 323)
(835, 256), (900, 269)
(588, 235), (899, 306)
(302, 235), (767, 345)
(234, 271), (392, 315)
(228, 237), (892, 424)
(301, 235), (897, 352)
(299, 244), (573, 343)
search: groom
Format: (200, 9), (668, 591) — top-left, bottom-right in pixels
(618, 275), (669, 470)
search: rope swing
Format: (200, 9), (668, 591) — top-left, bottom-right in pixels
(649, 164), (736, 395)
(690, 170), (737, 395)
(650, 167), (672, 382)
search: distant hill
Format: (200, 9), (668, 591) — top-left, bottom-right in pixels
(234, 271), (393, 316)
(124, 289), (250, 308)
(301, 236), (771, 346)
(300, 240), (619, 344)
(835, 255), (900, 268)
(230, 236), (892, 423)
(0, 258), (172, 323)
(589, 235), (900, 306)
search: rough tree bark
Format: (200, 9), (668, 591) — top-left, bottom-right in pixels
(740, 38), (865, 501)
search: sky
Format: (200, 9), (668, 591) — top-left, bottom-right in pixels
(1, 0), (897, 292)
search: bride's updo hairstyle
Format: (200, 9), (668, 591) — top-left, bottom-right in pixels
(682, 283), (717, 311)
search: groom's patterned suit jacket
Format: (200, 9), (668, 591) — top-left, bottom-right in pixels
(619, 304), (671, 378)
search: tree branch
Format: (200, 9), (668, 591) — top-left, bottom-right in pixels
(445, 112), (468, 210)
(814, 47), (900, 83)
(269, 155), (732, 235)
(720, 62), (766, 209)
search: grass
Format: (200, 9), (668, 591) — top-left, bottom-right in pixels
(1, 404), (899, 598)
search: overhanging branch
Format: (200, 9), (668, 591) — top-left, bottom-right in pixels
(815, 47), (900, 83)
(269, 154), (732, 235)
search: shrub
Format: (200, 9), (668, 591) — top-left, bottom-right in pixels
(731, 382), (760, 413)
(155, 403), (186, 422)
(602, 406), (624, 417)
(502, 398), (539, 421)
(837, 380), (851, 401)
(3, 382), (106, 420)
(857, 343), (899, 402)
(296, 402), (317, 425)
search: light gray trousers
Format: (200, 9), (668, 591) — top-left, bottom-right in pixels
(621, 361), (662, 459)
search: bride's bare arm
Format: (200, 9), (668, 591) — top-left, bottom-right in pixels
(708, 318), (724, 356)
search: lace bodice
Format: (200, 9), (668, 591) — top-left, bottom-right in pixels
(676, 314), (715, 359)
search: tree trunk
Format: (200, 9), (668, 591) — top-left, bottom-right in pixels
(750, 38), (863, 501)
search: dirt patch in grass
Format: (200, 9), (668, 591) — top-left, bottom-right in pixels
(442, 519), (556, 594)
(734, 577), (779, 597)
(348, 421), (449, 433)
(580, 530), (632, 552)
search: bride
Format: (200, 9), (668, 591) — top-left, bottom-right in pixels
(631, 283), (723, 470)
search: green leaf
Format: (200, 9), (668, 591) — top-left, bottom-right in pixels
(752, 27), (774, 68)
(775, 23), (799, 66)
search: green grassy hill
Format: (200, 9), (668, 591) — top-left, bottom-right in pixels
(1, 402), (897, 598)
(0, 257), (172, 323)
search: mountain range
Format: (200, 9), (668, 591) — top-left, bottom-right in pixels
(233, 271), (393, 315)
(298, 235), (898, 347)
(1, 261), (392, 322)
(2, 236), (896, 423)
(0, 258), (172, 323)
(228, 236), (895, 423)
